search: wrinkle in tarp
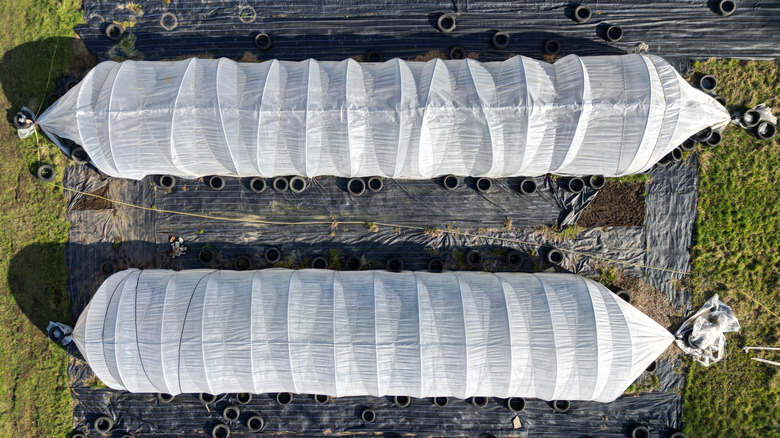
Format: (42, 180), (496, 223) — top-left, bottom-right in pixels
(38, 54), (730, 179)
(72, 269), (674, 402)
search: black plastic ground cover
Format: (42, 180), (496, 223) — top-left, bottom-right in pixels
(76, 0), (780, 64)
(60, 154), (696, 435)
(70, 385), (681, 437)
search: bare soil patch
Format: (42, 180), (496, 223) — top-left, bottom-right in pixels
(577, 181), (645, 227)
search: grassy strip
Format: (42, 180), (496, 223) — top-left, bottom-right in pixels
(684, 59), (780, 437)
(0, 0), (82, 436)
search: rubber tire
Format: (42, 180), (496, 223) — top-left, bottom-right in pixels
(519, 178), (537, 195)
(105, 23), (124, 41)
(449, 46), (465, 60)
(100, 260), (116, 275)
(667, 431), (687, 438)
(630, 425), (650, 438)
(71, 432), (87, 438)
(254, 32), (272, 50)
(465, 249), (483, 267)
(680, 138), (696, 152)
(366, 50), (384, 62)
(276, 392), (293, 405)
(158, 393), (175, 403)
(427, 258), (444, 273)
(574, 5), (592, 23)
(200, 393), (217, 404)
(345, 255), (363, 271)
(394, 395), (411, 408)
(212, 424), (230, 438)
(716, 0), (736, 16)
(367, 176), (383, 192)
(546, 248), (564, 265)
(756, 121), (776, 140)
(471, 396), (489, 408)
(209, 176), (225, 191)
(12, 110), (32, 129)
(671, 147), (683, 162)
(567, 177), (585, 193)
(646, 360), (658, 373)
(272, 176), (289, 192)
(492, 32), (509, 50)
(505, 250), (524, 268)
(347, 177), (366, 196)
(437, 14), (456, 33)
(361, 407), (376, 423)
(234, 255), (251, 271)
(698, 75), (717, 93)
(49, 326), (64, 342)
(656, 154), (671, 168)
(705, 131), (722, 146)
(236, 393), (252, 404)
(315, 394), (330, 404)
(158, 175), (176, 189)
(443, 175), (460, 190)
(507, 397), (525, 413)
(741, 110), (760, 129)
(616, 289), (632, 303)
(94, 416), (114, 433)
(249, 177), (267, 193)
(386, 257), (404, 273)
(36, 164), (56, 182)
(712, 94), (727, 107)
(433, 396), (448, 407)
(311, 256), (328, 269)
(223, 405), (241, 422)
(552, 399), (570, 413)
(199, 248), (215, 264)
(289, 176), (307, 193)
(605, 25), (623, 43)
(46, 92), (62, 107)
(264, 247), (282, 264)
(694, 127), (713, 143)
(544, 39), (560, 55)
(475, 177), (492, 193)
(247, 415), (265, 432)
(71, 147), (90, 164)
(587, 175), (605, 190)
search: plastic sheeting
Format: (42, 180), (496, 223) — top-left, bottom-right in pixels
(38, 54), (729, 180)
(73, 269), (673, 402)
(675, 294), (740, 366)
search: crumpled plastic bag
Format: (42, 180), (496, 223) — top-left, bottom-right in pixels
(675, 294), (740, 366)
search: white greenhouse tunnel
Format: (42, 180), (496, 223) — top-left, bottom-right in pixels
(38, 54), (729, 180)
(72, 269), (674, 402)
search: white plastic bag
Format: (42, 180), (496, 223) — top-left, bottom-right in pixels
(675, 294), (740, 366)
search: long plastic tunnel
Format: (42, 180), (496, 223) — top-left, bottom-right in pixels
(72, 269), (673, 402)
(38, 54), (729, 180)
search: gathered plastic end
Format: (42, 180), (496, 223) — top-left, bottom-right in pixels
(47, 321), (73, 346)
(674, 294), (740, 366)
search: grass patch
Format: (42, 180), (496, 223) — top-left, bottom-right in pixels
(612, 173), (649, 185)
(534, 224), (583, 242)
(0, 0), (82, 436)
(683, 59), (780, 438)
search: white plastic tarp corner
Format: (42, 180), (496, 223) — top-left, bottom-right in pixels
(38, 54), (730, 180)
(72, 269), (674, 402)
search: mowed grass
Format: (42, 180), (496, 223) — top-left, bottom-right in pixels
(0, 0), (82, 436)
(684, 59), (780, 437)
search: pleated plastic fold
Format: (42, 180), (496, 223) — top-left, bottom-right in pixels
(38, 54), (729, 180)
(72, 269), (673, 402)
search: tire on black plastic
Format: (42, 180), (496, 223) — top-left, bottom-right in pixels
(605, 25), (623, 42)
(465, 249), (483, 267)
(209, 176), (225, 191)
(546, 248), (564, 265)
(437, 14), (456, 33)
(100, 260), (116, 275)
(567, 177), (584, 193)
(367, 176), (383, 192)
(272, 176), (288, 192)
(345, 255), (363, 271)
(715, 0), (736, 16)
(223, 405), (241, 422)
(249, 177), (267, 193)
(247, 415), (265, 433)
(552, 399), (570, 413)
(264, 247), (282, 264)
(449, 47), (465, 60)
(505, 250), (524, 268)
(94, 416), (114, 433)
(507, 397), (525, 413)
(427, 258), (444, 273)
(315, 394), (330, 404)
(386, 257), (404, 273)
(443, 175), (460, 190)
(199, 393), (217, 405)
(234, 255), (251, 271)
(199, 248), (215, 264)
(347, 177), (366, 196)
(159, 175), (176, 189)
(519, 178), (537, 194)
(680, 138), (696, 152)
(470, 396), (489, 408)
(630, 424), (650, 438)
(587, 175), (605, 190)
(289, 176), (308, 193)
(158, 393), (175, 403)
(276, 392), (293, 405)
(492, 32), (509, 50)
(433, 396), (448, 407)
(475, 177), (492, 193)
(105, 23), (124, 41)
(573, 5), (591, 23)
(212, 424), (230, 438)
(36, 164), (56, 182)
(544, 39), (561, 55)
(71, 147), (90, 164)
(311, 256), (328, 269)
(671, 147), (683, 162)
(254, 32), (272, 50)
(394, 395), (411, 408)
(361, 407), (376, 423)
(366, 50), (384, 62)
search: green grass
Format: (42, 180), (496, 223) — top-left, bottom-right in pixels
(684, 59), (780, 438)
(0, 0), (82, 436)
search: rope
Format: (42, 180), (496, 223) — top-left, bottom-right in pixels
(48, 181), (692, 276)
